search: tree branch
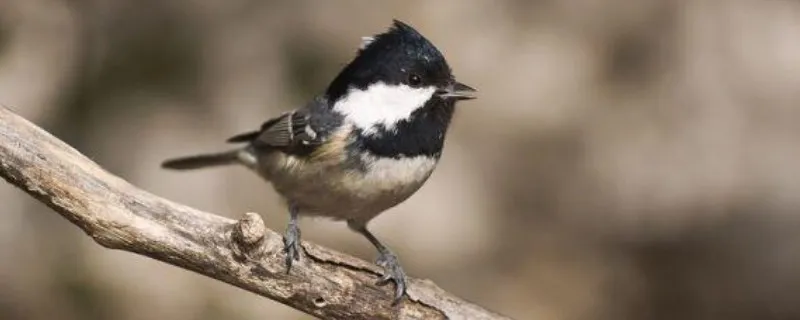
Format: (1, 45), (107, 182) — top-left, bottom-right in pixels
(0, 106), (512, 320)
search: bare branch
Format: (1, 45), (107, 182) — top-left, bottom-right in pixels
(0, 106), (512, 320)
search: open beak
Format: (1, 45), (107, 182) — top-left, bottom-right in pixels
(436, 81), (477, 101)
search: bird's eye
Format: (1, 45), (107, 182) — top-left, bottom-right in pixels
(408, 74), (422, 86)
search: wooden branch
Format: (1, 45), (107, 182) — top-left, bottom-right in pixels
(0, 106), (512, 320)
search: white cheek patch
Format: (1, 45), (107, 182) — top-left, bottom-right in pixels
(333, 83), (436, 134)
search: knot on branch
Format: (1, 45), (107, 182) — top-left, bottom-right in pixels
(231, 212), (267, 261)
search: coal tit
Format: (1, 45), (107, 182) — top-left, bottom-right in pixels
(161, 19), (476, 303)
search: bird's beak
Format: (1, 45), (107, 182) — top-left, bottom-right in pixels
(436, 81), (477, 101)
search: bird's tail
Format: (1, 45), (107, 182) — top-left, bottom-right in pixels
(161, 150), (242, 170)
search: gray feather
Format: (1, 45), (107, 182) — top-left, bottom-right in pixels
(161, 150), (240, 170)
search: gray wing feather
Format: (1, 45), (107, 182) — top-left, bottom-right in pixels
(227, 97), (329, 147)
(256, 110), (319, 146)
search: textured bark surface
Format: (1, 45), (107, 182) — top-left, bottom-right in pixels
(0, 106), (512, 320)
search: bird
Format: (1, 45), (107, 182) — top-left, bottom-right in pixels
(160, 19), (476, 304)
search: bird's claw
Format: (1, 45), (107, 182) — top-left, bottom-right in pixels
(283, 224), (302, 273)
(375, 251), (407, 305)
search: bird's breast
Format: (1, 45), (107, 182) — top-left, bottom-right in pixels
(344, 154), (438, 195)
(257, 148), (438, 222)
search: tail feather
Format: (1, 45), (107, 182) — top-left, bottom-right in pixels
(161, 150), (240, 170)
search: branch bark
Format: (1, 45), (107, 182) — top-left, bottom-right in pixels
(0, 106), (512, 320)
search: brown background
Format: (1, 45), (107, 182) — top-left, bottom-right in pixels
(2, 1), (800, 319)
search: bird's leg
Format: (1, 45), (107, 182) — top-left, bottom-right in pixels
(283, 204), (302, 272)
(348, 221), (407, 305)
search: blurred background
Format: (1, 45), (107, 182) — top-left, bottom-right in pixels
(2, 1), (800, 319)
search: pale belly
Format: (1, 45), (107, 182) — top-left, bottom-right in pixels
(255, 151), (437, 224)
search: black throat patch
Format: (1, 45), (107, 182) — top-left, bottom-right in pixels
(353, 98), (456, 159)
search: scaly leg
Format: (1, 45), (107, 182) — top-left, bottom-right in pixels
(348, 221), (407, 305)
(283, 204), (302, 272)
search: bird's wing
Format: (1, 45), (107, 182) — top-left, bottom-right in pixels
(226, 96), (339, 148)
(226, 109), (321, 147)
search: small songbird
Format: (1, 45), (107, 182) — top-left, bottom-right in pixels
(161, 19), (475, 303)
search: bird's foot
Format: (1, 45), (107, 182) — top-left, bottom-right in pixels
(375, 251), (407, 305)
(283, 224), (302, 273)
